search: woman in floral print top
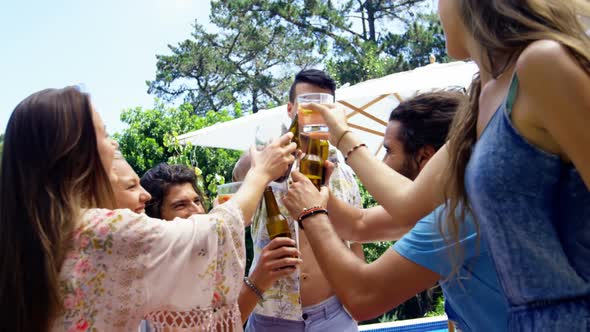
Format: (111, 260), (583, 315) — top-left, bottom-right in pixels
(0, 87), (296, 332)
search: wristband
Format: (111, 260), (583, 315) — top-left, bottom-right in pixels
(296, 208), (328, 230)
(344, 143), (367, 163)
(335, 130), (352, 150)
(243, 277), (264, 302)
(296, 206), (325, 221)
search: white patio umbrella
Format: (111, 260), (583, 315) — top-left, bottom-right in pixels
(177, 105), (290, 152)
(178, 61), (478, 158)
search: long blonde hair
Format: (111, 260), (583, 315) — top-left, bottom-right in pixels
(0, 87), (115, 331)
(443, 0), (590, 267)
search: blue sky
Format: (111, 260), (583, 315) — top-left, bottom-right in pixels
(0, 0), (211, 133)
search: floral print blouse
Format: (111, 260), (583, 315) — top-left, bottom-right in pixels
(52, 201), (245, 332)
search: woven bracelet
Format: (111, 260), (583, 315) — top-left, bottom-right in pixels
(296, 206), (326, 221)
(296, 208), (328, 230)
(336, 130), (352, 150)
(344, 143), (367, 163)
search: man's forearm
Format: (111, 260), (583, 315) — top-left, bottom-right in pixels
(354, 206), (413, 242)
(238, 283), (261, 324)
(326, 194), (363, 240)
(328, 196), (412, 242)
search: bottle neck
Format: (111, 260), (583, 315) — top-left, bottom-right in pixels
(290, 113), (298, 125)
(306, 137), (321, 156)
(288, 114), (300, 149)
(263, 187), (281, 217)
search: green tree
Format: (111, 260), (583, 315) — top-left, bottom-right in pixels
(149, 0), (448, 114)
(148, 3), (320, 115)
(239, 0), (428, 49)
(237, 0), (447, 85)
(381, 12), (449, 70)
(328, 12), (448, 85)
(113, 101), (242, 201)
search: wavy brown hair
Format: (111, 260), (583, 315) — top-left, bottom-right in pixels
(443, 0), (590, 269)
(0, 87), (115, 331)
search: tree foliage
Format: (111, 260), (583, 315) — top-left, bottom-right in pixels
(147, 2), (320, 115)
(327, 12), (448, 85)
(148, 0), (448, 113)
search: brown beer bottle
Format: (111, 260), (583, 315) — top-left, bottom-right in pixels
(275, 114), (300, 183)
(300, 136), (323, 190)
(319, 139), (330, 185)
(264, 187), (292, 240)
(288, 113), (301, 150)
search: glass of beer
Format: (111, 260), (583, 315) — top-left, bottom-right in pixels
(297, 93), (334, 135)
(216, 182), (242, 206)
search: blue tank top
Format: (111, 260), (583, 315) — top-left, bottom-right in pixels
(464, 75), (590, 320)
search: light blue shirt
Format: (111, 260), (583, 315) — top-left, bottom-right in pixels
(393, 206), (508, 332)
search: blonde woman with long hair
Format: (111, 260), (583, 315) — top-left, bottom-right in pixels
(0, 87), (296, 331)
(286, 1), (590, 330)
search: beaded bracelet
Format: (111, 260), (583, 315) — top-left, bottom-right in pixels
(243, 277), (264, 302)
(296, 206), (326, 221)
(296, 208), (329, 230)
(344, 143), (367, 162)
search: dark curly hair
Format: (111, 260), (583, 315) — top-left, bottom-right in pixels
(389, 90), (466, 156)
(140, 163), (205, 218)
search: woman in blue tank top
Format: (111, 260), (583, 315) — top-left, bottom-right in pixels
(441, 2), (590, 330)
(300, 1), (590, 330)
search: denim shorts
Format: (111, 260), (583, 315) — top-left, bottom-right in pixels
(246, 296), (358, 332)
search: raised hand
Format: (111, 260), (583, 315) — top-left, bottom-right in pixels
(283, 171), (330, 220)
(250, 132), (297, 183)
(300, 103), (349, 147)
